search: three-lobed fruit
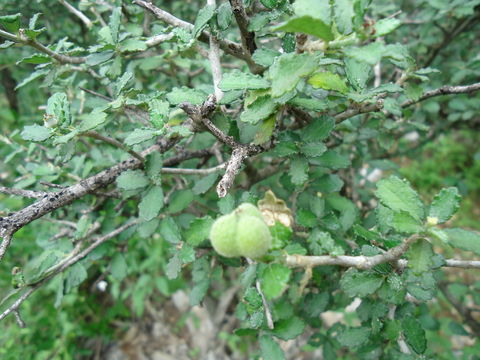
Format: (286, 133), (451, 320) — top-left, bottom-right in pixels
(209, 203), (272, 259)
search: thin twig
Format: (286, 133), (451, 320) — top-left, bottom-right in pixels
(401, 82), (480, 108)
(161, 163), (226, 175)
(0, 29), (85, 64)
(82, 131), (145, 162)
(207, 0), (224, 101)
(0, 187), (48, 199)
(58, 0), (93, 28)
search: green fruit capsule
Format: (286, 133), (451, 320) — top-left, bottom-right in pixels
(209, 212), (241, 257)
(236, 215), (272, 259)
(235, 203), (264, 220)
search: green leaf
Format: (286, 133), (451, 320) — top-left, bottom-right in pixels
(167, 189), (194, 213)
(79, 111), (108, 132)
(217, 2), (232, 30)
(269, 53), (317, 98)
(185, 217), (214, 246)
(219, 70), (270, 91)
(428, 187), (461, 223)
(260, 335), (285, 360)
(115, 71), (133, 96)
(344, 42), (386, 65)
(17, 54), (51, 64)
(274, 16), (334, 41)
(167, 87), (207, 105)
(392, 211), (422, 234)
(289, 156), (309, 185)
(252, 48), (280, 67)
(193, 4), (215, 38)
(254, 114), (276, 145)
(375, 176), (424, 221)
(302, 117), (335, 141)
(21, 124), (52, 142)
(333, 0), (354, 34)
(314, 150), (350, 169)
(46, 92), (71, 128)
(190, 279), (209, 306)
(86, 51), (114, 66)
(261, 0), (281, 9)
(109, 7), (122, 43)
(402, 318), (426, 354)
(407, 239), (434, 274)
(240, 95), (277, 124)
(119, 38), (147, 52)
(139, 186), (164, 221)
(337, 327), (371, 348)
(374, 18), (401, 36)
(166, 254), (182, 279)
(271, 317), (306, 340)
(293, 0), (330, 25)
(149, 99), (169, 129)
(0, 13), (21, 33)
(110, 253), (128, 281)
(193, 173), (219, 195)
(444, 228), (480, 255)
(15, 68), (49, 90)
(299, 142), (327, 157)
(344, 58), (371, 91)
(259, 264), (292, 300)
(64, 263), (88, 293)
(116, 170), (149, 190)
(340, 269), (384, 297)
(124, 128), (159, 146)
(159, 217), (181, 244)
(308, 72), (349, 93)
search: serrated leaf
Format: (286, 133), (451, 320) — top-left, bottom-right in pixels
(429, 187), (461, 223)
(119, 38), (147, 52)
(79, 111), (108, 132)
(124, 128), (159, 145)
(269, 53), (317, 98)
(344, 42), (386, 65)
(116, 170), (149, 190)
(374, 18), (401, 36)
(375, 176), (424, 221)
(274, 16), (333, 41)
(64, 263), (88, 293)
(392, 211), (422, 234)
(252, 48), (280, 67)
(219, 70), (270, 91)
(444, 228), (480, 255)
(139, 186), (164, 221)
(407, 239), (434, 274)
(289, 156), (309, 185)
(293, 0), (330, 25)
(240, 95), (277, 124)
(260, 335), (285, 360)
(115, 71), (133, 96)
(340, 269), (384, 297)
(308, 72), (349, 93)
(110, 253), (128, 281)
(402, 318), (426, 354)
(21, 124), (52, 142)
(299, 142), (327, 157)
(166, 254), (182, 279)
(344, 58), (371, 91)
(271, 317), (306, 340)
(302, 116), (335, 141)
(333, 0), (354, 34)
(193, 4), (215, 38)
(167, 86), (207, 105)
(0, 13), (21, 33)
(166, 189), (194, 213)
(185, 217), (214, 246)
(314, 150), (350, 169)
(109, 7), (122, 43)
(192, 173), (219, 194)
(46, 92), (71, 128)
(217, 2), (232, 30)
(159, 217), (181, 244)
(86, 51), (114, 66)
(337, 327), (371, 348)
(260, 264), (292, 300)
(254, 114), (276, 145)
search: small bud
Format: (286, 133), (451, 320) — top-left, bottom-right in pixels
(426, 216), (438, 226)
